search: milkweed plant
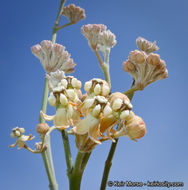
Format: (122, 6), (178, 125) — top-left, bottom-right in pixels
(9, 1), (168, 190)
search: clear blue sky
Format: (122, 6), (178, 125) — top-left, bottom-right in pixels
(1, 0), (188, 189)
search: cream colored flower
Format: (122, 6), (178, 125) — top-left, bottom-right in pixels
(31, 40), (76, 73)
(84, 78), (110, 98)
(72, 95), (109, 144)
(41, 75), (82, 129)
(100, 92), (132, 140)
(62, 4), (86, 24)
(9, 127), (35, 149)
(113, 112), (146, 141)
(123, 48), (168, 90)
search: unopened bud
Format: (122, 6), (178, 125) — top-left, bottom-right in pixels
(36, 123), (50, 135)
(60, 93), (68, 106)
(84, 81), (92, 92)
(48, 92), (56, 106)
(94, 84), (101, 95)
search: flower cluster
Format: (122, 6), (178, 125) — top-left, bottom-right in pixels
(31, 40), (76, 73)
(123, 37), (168, 90)
(40, 73), (145, 152)
(41, 70), (82, 130)
(62, 4), (86, 24)
(81, 24), (116, 53)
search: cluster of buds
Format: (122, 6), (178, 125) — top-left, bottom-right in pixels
(81, 24), (116, 53)
(62, 4), (86, 24)
(123, 37), (168, 90)
(41, 70), (82, 130)
(31, 40), (76, 73)
(9, 127), (35, 149)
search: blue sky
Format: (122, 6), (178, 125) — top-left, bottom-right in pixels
(1, 0), (188, 189)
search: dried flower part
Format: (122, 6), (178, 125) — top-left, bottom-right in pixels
(31, 40), (76, 73)
(123, 50), (168, 90)
(84, 78), (110, 97)
(62, 4), (86, 24)
(9, 127), (35, 149)
(36, 123), (50, 135)
(136, 37), (159, 54)
(81, 24), (107, 49)
(113, 112), (146, 141)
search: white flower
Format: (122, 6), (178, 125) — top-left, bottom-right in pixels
(9, 127), (35, 149)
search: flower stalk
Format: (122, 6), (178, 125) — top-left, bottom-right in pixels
(39, 0), (67, 189)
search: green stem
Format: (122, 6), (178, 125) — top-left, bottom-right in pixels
(100, 138), (119, 190)
(94, 49), (111, 88)
(69, 151), (90, 190)
(100, 93), (134, 190)
(61, 130), (73, 177)
(52, 0), (66, 43)
(39, 0), (67, 189)
(56, 22), (74, 31)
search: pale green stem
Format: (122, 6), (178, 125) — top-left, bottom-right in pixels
(69, 151), (91, 190)
(100, 92), (134, 190)
(39, 0), (67, 189)
(94, 49), (111, 88)
(52, 0), (66, 43)
(56, 22), (74, 31)
(61, 130), (73, 177)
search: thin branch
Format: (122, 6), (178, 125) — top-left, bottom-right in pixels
(55, 22), (74, 31)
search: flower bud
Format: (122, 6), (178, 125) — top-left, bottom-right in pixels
(48, 92), (57, 106)
(112, 98), (123, 111)
(126, 115), (146, 140)
(36, 123), (50, 135)
(60, 93), (68, 106)
(84, 81), (92, 92)
(92, 105), (101, 117)
(129, 50), (145, 64)
(61, 79), (68, 88)
(94, 84), (101, 95)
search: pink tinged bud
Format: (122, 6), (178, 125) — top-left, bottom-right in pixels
(36, 123), (50, 135)
(122, 60), (136, 72)
(31, 41), (76, 74)
(125, 115), (146, 141)
(129, 50), (146, 64)
(62, 4), (86, 24)
(147, 53), (161, 66)
(81, 24), (107, 49)
(98, 30), (117, 49)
